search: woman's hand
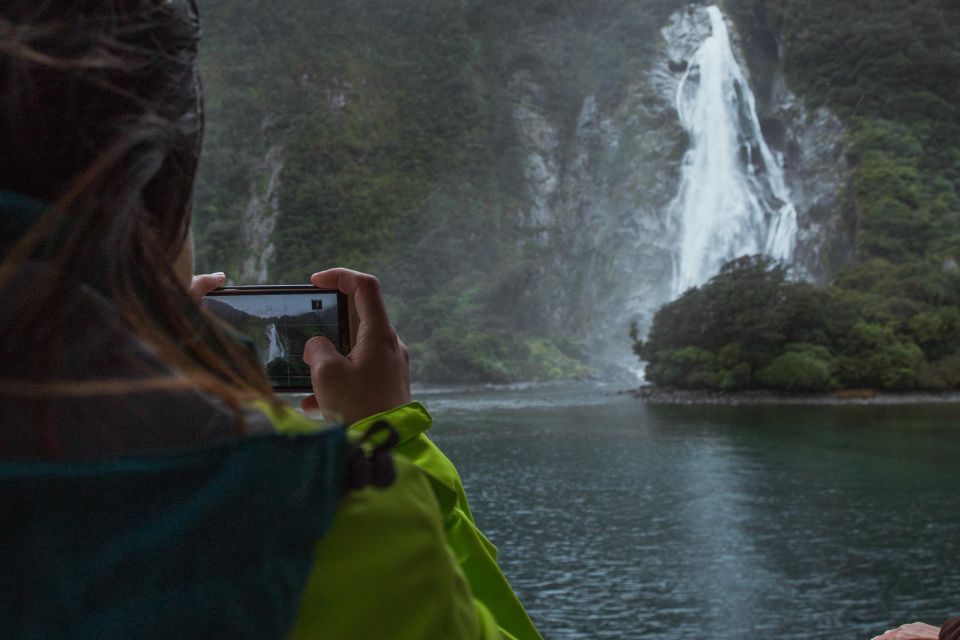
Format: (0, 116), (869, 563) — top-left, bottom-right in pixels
(871, 623), (941, 640)
(188, 272), (226, 303)
(300, 268), (410, 425)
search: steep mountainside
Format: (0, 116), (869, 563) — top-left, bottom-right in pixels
(193, 0), (946, 383)
(195, 0), (689, 381)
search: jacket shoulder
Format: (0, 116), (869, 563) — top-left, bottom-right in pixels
(289, 456), (487, 639)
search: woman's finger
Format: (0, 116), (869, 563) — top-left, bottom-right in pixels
(188, 272), (226, 302)
(310, 269), (392, 338)
(303, 334), (345, 369)
(300, 394), (319, 412)
(871, 623), (941, 640)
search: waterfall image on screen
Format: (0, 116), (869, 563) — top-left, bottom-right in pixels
(668, 5), (798, 298)
(202, 292), (342, 388)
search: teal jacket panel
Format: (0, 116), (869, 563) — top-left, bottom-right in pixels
(0, 427), (349, 640)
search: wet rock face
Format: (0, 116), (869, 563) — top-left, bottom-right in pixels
(239, 144), (285, 284)
(658, 5), (714, 76)
(507, 60), (684, 366)
(510, 71), (560, 231)
(767, 79), (856, 282)
(723, 13), (857, 283)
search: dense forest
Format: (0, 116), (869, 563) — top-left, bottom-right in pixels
(194, 0), (681, 382)
(636, 256), (960, 391)
(638, 0), (960, 391)
(193, 0), (959, 387)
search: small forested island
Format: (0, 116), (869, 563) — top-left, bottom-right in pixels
(633, 255), (960, 394)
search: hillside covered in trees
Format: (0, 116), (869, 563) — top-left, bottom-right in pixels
(193, 0), (959, 386)
(194, 0), (682, 382)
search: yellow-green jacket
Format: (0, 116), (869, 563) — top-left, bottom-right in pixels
(267, 402), (543, 640)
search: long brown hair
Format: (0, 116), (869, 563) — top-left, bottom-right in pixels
(0, 1), (278, 432)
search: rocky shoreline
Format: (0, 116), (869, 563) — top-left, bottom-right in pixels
(625, 386), (960, 406)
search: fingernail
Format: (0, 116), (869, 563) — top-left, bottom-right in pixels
(214, 272), (226, 278)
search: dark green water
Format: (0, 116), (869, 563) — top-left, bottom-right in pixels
(420, 384), (960, 639)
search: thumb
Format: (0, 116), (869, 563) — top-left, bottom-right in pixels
(300, 394), (320, 412)
(300, 390), (341, 424)
(189, 272), (226, 302)
(302, 334), (343, 367)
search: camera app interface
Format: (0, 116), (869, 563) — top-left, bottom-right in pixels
(203, 292), (342, 388)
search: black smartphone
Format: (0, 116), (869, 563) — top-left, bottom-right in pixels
(202, 285), (352, 392)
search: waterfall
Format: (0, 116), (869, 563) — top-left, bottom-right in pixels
(668, 5), (798, 298)
(266, 323), (284, 362)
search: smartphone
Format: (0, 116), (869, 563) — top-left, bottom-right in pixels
(202, 285), (352, 392)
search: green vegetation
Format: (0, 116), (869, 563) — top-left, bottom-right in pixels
(193, 0), (682, 383)
(636, 256), (960, 391)
(638, 0), (960, 392)
(192, 0), (959, 385)
(726, 0), (960, 263)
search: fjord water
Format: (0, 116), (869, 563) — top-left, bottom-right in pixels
(423, 385), (960, 639)
(669, 6), (798, 296)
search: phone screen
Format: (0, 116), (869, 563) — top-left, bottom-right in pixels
(202, 286), (350, 391)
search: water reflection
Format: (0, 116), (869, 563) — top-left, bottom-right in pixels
(423, 385), (960, 639)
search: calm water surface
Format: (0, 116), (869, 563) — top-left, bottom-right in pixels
(418, 383), (960, 639)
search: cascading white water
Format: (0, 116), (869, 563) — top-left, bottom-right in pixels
(265, 323), (284, 362)
(668, 5), (798, 297)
